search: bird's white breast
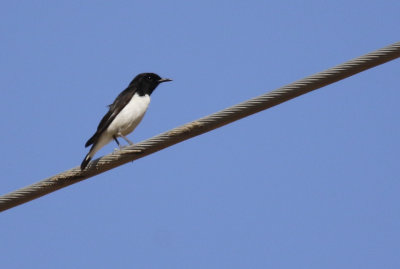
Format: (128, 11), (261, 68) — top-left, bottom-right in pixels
(107, 93), (151, 136)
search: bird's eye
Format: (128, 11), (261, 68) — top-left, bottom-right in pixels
(147, 76), (152, 80)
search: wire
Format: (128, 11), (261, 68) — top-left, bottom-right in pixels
(1, 41), (400, 213)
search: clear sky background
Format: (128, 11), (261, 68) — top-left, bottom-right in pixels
(1, 1), (399, 268)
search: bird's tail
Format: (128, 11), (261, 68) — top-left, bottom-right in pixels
(81, 153), (92, 170)
(81, 134), (111, 170)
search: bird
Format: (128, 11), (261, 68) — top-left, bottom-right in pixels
(81, 72), (172, 170)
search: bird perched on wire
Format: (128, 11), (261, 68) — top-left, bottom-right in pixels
(81, 73), (172, 170)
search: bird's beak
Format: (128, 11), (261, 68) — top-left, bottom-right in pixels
(158, 78), (172, 83)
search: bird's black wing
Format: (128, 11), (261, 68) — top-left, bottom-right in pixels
(85, 86), (137, 147)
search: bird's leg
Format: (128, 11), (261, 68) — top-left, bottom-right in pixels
(112, 135), (122, 152)
(113, 135), (123, 149)
(117, 132), (134, 145)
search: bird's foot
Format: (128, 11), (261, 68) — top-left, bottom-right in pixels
(122, 144), (134, 149)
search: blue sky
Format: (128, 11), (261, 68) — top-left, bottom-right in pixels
(1, 1), (399, 268)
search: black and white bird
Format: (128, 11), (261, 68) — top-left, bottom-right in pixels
(81, 73), (172, 170)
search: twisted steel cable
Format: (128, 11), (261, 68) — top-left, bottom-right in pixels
(1, 41), (400, 212)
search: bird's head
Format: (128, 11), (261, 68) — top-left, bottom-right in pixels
(131, 73), (172, 96)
